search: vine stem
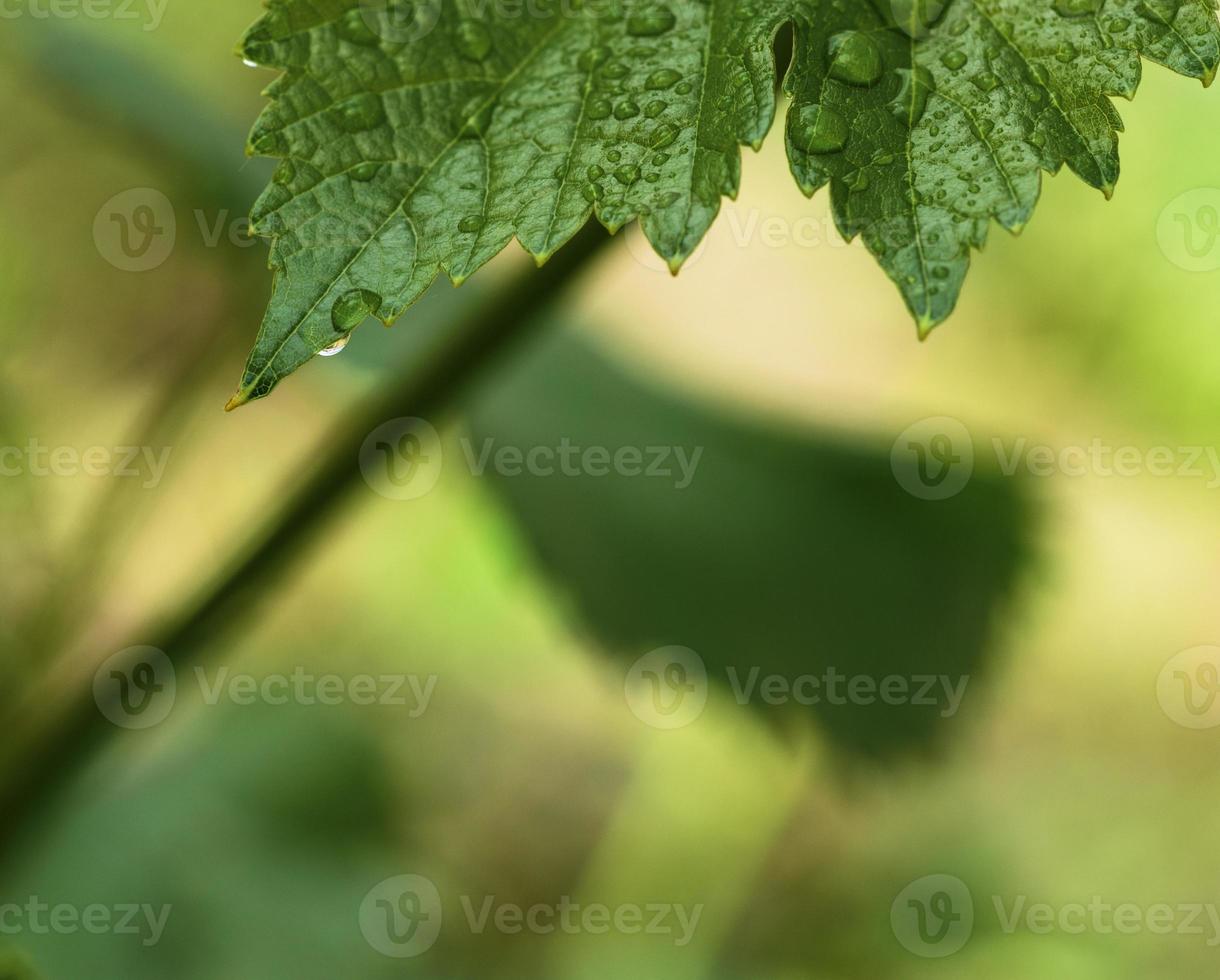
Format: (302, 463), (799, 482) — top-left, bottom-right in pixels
(0, 224), (613, 867)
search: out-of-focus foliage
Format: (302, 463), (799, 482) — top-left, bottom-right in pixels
(469, 328), (1029, 755)
(2, 3), (1220, 979)
(3, 709), (399, 979)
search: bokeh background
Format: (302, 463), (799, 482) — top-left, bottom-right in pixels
(2, 2), (1220, 977)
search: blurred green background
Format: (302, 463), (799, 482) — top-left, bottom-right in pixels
(2, 3), (1220, 977)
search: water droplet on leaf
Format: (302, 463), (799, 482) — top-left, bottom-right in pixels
(790, 104), (849, 153)
(331, 289), (382, 333)
(627, 7), (676, 36)
(827, 31), (883, 86)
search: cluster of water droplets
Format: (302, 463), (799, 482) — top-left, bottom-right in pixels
(293, 0), (1207, 356)
(791, 0), (1197, 163)
(447, 3), (694, 236)
(789, 28), (937, 163)
(574, 8), (691, 217)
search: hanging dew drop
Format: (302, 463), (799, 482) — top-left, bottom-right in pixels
(319, 335), (350, 357)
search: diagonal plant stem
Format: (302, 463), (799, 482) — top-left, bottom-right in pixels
(0, 224), (612, 867)
(0, 25), (796, 873)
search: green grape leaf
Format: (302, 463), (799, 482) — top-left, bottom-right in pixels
(787, 0), (1220, 331)
(229, 0), (1219, 407)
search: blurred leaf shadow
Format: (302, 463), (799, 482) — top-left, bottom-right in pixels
(465, 326), (1034, 758)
